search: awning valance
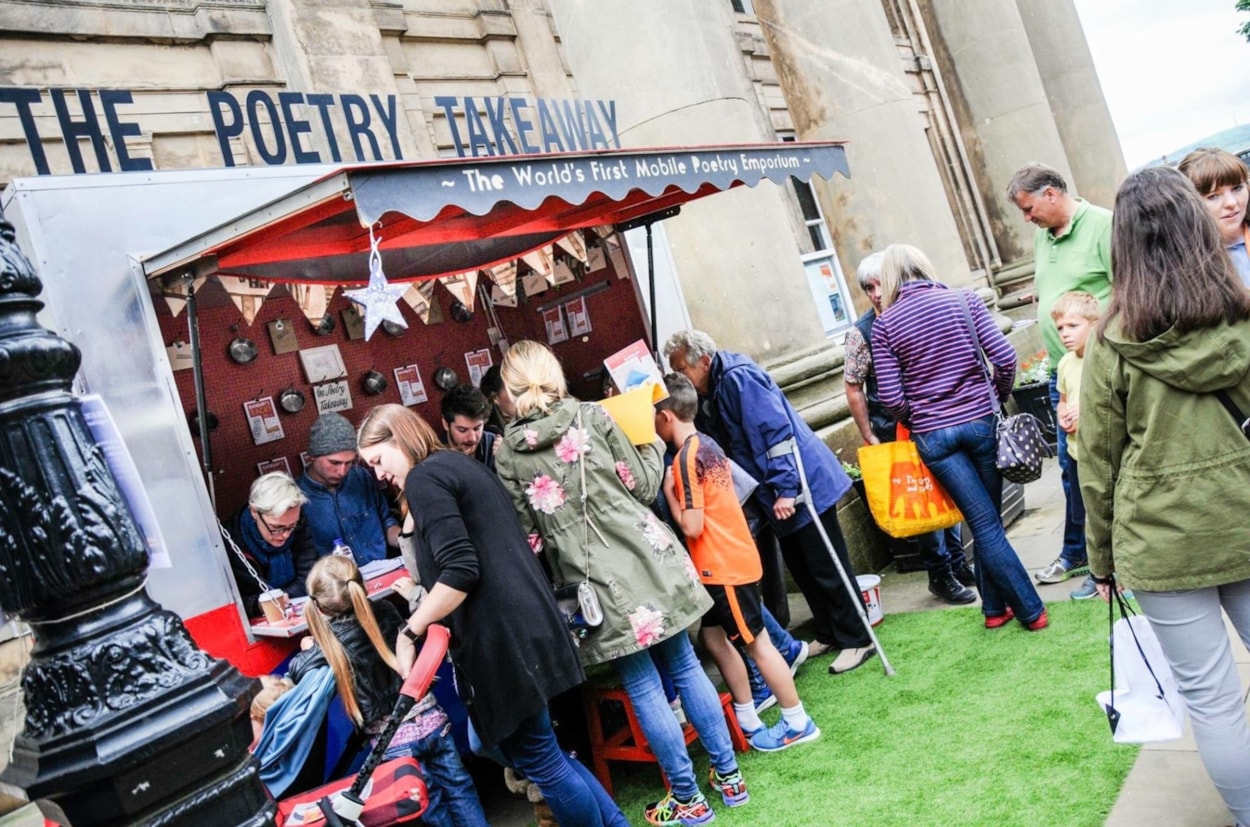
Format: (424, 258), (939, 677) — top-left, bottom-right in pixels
(142, 141), (850, 286)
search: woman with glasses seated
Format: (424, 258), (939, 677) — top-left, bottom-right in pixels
(226, 471), (319, 617)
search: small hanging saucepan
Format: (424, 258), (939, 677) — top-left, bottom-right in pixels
(311, 313), (336, 336)
(186, 408), (219, 435)
(362, 369), (388, 396)
(228, 335), (258, 364)
(279, 386), (306, 414)
(433, 367), (459, 392)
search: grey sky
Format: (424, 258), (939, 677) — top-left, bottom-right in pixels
(1073, 0), (1250, 167)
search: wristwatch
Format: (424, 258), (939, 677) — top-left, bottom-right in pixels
(402, 626), (420, 642)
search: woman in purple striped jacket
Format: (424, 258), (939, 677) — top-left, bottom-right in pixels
(870, 244), (1047, 631)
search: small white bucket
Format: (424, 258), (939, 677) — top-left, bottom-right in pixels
(857, 574), (883, 626)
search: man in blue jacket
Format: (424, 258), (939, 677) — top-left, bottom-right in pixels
(665, 330), (876, 675)
(298, 412), (399, 566)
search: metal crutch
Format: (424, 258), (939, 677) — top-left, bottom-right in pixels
(768, 438), (895, 676)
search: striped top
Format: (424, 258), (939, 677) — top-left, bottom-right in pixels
(870, 281), (1016, 433)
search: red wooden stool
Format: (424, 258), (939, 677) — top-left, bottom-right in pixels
(581, 686), (749, 797)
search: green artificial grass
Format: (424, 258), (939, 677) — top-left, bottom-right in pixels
(608, 600), (1138, 827)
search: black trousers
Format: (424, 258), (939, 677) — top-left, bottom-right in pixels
(778, 506), (872, 649)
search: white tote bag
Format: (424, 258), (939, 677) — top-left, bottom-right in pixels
(1095, 591), (1187, 744)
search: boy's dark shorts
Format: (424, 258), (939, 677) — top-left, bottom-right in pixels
(702, 582), (765, 645)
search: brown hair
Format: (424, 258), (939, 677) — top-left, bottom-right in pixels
(303, 555), (399, 726)
(1006, 163), (1068, 201)
(358, 403), (444, 466)
(1103, 166), (1250, 343)
(1178, 147), (1249, 198)
(1049, 291), (1101, 323)
(656, 373), (698, 422)
(501, 340), (568, 419)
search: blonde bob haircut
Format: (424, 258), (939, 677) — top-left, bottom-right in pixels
(303, 555), (399, 726)
(878, 243), (939, 311)
(358, 403), (444, 468)
(501, 340), (568, 419)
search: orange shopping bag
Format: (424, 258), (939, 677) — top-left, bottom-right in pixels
(857, 431), (962, 538)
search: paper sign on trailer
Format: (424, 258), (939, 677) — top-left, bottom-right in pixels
(394, 365), (428, 406)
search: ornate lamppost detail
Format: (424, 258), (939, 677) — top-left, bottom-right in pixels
(0, 215), (274, 824)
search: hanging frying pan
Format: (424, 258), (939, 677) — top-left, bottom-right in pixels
(228, 336), (258, 364)
(433, 367), (459, 391)
(187, 409), (219, 434)
(362, 370), (388, 396)
(311, 313), (336, 336)
(279, 387), (306, 414)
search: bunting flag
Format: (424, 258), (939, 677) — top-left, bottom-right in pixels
(289, 283), (335, 324)
(486, 261), (518, 308)
(439, 271), (478, 312)
(218, 275), (275, 325)
(402, 281), (440, 324)
(521, 245), (554, 277)
(162, 275), (209, 317)
(555, 230), (588, 264)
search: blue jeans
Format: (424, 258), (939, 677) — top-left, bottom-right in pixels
(496, 708), (628, 827)
(916, 524), (967, 576)
(1050, 375), (1087, 568)
(746, 605), (797, 695)
(384, 723), (486, 827)
(613, 632), (738, 801)
(913, 415), (1045, 623)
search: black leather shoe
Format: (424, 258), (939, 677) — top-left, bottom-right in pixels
(929, 574), (977, 605)
(952, 562), (976, 587)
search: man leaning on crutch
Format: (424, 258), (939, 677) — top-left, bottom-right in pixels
(663, 329), (892, 677)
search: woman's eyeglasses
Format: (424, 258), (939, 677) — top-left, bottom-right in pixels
(256, 512), (299, 537)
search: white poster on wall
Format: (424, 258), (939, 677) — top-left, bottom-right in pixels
(394, 365), (429, 406)
(314, 380), (353, 414)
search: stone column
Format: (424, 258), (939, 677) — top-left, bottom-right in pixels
(1015, 0), (1127, 210)
(922, 0), (1074, 264)
(546, 0), (826, 360)
(0, 212), (271, 824)
(753, 0), (974, 287)
(265, 0), (418, 162)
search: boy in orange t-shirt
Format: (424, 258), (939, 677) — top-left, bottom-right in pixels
(657, 373), (820, 753)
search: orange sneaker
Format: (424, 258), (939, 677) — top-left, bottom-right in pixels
(1024, 609), (1049, 631)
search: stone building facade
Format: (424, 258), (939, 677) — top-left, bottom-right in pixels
(0, 0), (1123, 389)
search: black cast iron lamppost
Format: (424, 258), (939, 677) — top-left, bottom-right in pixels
(0, 202), (275, 824)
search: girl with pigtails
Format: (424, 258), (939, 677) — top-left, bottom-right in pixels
(288, 555), (486, 827)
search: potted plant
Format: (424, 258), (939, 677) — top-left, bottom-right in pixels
(842, 459), (864, 501)
(1010, 350), (1058, 450)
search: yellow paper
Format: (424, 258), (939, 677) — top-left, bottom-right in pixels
(599, 382), (665, 445)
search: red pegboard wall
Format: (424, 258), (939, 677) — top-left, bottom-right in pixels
(156, 262), (648, 520)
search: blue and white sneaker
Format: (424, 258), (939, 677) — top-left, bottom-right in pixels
(1069, 576), (1098, 600)
(784, 639), (810, 676)
(749, 718), (821, 753)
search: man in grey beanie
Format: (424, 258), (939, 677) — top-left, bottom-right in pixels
(297, 412), (399, 565)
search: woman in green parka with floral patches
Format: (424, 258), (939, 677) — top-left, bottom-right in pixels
(495, 341), (749, 827)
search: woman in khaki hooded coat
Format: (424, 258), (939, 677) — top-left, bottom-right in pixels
(1081, 166), (1250, 827)
(495, 341), (748, 827)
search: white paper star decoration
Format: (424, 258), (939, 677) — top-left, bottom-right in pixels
(344, 227), (409, 340)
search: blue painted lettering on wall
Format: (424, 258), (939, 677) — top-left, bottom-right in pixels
(0, 88), (620, 174)
(434, 97), (619, 157)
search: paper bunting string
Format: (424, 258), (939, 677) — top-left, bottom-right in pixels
(342, 227), (409, 340)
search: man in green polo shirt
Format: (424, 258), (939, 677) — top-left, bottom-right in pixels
(1007, 163), (1112, 596)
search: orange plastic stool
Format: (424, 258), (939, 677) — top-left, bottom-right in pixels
(581, 686), (748, 797)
